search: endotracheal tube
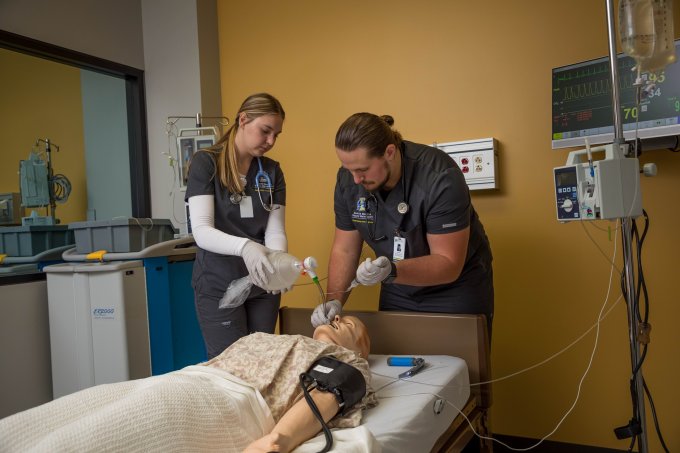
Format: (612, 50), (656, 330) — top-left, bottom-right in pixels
(300, 257), (327, 308)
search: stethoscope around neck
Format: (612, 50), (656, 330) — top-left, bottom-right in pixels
(396, 151), (409, 216)
(387, 147), (410, 217)
(229, 157), (279, 212)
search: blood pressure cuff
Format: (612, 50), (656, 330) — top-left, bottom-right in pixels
(300, 356), (367, 415)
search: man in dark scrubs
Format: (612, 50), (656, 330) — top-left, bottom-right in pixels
(311, 112), (493, 335)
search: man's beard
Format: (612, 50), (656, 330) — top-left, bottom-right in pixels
(366, 159), (391, 193)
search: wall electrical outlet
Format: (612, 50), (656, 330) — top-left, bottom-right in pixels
(433, 138), (498, 190)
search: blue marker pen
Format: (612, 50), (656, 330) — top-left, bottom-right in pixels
(387, 357), (419, 366)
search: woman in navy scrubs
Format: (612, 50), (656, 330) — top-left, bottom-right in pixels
(186, 93), (290, 358)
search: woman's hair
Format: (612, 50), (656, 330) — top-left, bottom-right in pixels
(335, 112), (403, 158)
(201, 93), (285, 194)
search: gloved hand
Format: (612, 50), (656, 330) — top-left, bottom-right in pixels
(356, 256), (392, 286)
(267, 284), (293, 296)
(311, 299), (343, 328)
(241, 241), (274, 288)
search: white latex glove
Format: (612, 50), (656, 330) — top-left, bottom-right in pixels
(355, 256), (392, 286)
(241, 241), (274, 288)
(311, 299), (342, 328)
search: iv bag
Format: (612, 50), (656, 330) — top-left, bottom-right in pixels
(619, 0), (676, 73)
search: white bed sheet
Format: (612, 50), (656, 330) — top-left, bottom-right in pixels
(362, 354), (471, 453)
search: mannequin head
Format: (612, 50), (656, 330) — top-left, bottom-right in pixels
(313, 315), (370, 359)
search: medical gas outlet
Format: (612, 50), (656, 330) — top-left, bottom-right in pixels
(434, 138), (498, 190)
(553, 143), (642, 222)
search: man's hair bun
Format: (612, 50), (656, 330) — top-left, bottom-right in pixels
(379, 115), (394, 126)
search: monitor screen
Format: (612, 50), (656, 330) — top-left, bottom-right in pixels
(552, 40), (680, 149)
(178, 135), (215, 186)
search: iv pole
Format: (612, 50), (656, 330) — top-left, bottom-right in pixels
(604, 1), (648, 451)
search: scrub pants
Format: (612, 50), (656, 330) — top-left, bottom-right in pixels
(194, 288), (280, 359)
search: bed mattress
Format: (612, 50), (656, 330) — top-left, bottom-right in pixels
(362, 354), (471, 453)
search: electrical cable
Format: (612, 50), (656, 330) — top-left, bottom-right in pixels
(618, 219), (642, 451)
(620, 210), (668, 452)
(643, 378), (670, 452)
(580, 222), (622, 274)
(50, 173), (71, 203)
(474, 222), (621, 388)
(366, 223), (623, 391)
(631, 213), (649, 378)
(633, 212), (649, 328)
(617, 209), (663, 452)
(298, 378), (333, 453)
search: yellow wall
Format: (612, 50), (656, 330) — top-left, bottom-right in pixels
(216, 1), (679, 449)
(0, 49), (86, 224)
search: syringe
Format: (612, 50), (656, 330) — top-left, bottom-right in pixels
(585, 138), (594, 178)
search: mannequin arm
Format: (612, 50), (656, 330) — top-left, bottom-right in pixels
(244, 390), (339, 453)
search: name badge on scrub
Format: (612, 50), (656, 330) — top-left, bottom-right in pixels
(393, 236), (406, 261)
(239, 196), (254, 218)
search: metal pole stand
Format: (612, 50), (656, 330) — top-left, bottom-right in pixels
(605, 0), (648, 450)
(619, 218), (648, 452)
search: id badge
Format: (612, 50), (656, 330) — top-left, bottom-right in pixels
(239, 196), (254, 218)
(393, 236), (406, 261)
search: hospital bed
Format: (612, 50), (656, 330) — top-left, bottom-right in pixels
(279, 307), (493, 453)
(0, 308), (491, 453)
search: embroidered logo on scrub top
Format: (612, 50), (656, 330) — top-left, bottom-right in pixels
(352, 197), (375, 223)
(252, 175), (273, 191)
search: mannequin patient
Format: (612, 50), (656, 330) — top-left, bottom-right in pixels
(206, 315), (373, 453)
